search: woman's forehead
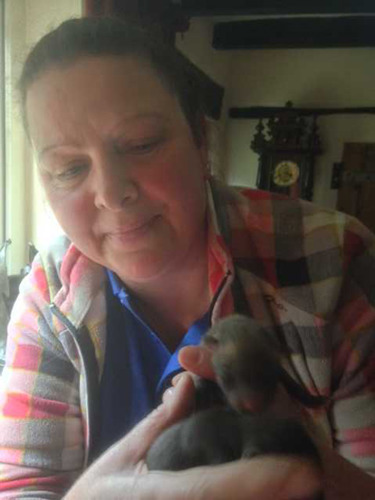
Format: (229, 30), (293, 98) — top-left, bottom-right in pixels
(25, 55), (185, 144)
(26, 56), (179, 118)
(28, 54), (175, 101)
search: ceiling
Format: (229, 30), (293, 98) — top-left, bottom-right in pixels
(173, 0), (375, 49)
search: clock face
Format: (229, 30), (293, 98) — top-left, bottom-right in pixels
(273, 161), (300, 187)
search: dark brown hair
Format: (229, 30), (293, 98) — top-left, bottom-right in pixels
(19, 16), (204, 144)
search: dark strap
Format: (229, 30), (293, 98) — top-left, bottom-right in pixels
(209, 179), (252, 318)
(231, 271), (252, 316)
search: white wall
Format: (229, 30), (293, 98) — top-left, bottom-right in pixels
(177, 18), (375, 210)
(225, 48), (375, 208)
(176, 18), (229, 87)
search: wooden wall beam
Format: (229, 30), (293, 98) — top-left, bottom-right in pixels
(229, 106), (375, 119)
(179, 0), (375, 17)
(213, 16), (375, 49)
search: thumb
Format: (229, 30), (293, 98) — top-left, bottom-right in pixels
(178, 345), (216, 380)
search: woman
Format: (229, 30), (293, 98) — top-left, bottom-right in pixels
(1, 17), (375, 499)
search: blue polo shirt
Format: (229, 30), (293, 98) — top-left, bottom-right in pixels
(96, 271), (211, 455)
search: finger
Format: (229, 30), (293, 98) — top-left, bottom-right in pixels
(134, 460), (148, 475)
(90, 373), (195, 474)
(162, 386), (175, 404)
(178, 345), (216, 380)
(131, 456), (323, 500)
(162, 376), (195, 415)
(121, 372), (196, 464)
(171, 372), (185, 386)
(171, 371), (201, 387)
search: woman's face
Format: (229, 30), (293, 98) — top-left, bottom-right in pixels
(26, 56), (208, 284)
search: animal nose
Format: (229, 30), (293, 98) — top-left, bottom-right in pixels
(228, 392), (268, 413)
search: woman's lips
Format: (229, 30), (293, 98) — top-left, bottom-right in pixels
(107, 215), (159, 243)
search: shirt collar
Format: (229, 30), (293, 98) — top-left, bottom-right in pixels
(106, 269), (132, 310)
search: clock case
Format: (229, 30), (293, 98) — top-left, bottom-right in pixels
(251, 102), (322, 201)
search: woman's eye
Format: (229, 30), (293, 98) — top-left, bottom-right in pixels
(56, 164), (87, 180)
(116, 137), (162, 156)
(131, 142), (157, 154)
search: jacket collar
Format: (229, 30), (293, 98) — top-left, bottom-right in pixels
(50, 243), (107, 329)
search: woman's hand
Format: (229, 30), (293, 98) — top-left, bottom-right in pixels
(63, 373), (195, 499)
(64, 368), (322, 500)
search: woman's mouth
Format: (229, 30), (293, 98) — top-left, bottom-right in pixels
(107, 215), (160, 244)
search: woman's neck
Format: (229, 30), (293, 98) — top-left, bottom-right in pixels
(124, 242), (210, 350)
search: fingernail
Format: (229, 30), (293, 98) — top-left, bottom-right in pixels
(163, 387), (175, 401)
(170, 373), (187, 394)
(171, 374), (182, 386)
(164, 373), (189, 409)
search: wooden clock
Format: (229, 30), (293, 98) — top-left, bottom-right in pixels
(251, 102), (322, 201)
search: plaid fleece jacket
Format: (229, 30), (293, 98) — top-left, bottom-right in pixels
(1, 182), (375, 498)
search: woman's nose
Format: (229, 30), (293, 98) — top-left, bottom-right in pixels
(93, 157), (139, 211)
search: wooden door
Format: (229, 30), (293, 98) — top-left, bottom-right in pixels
(337, 143), (375, 234)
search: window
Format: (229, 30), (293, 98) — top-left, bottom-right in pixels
(1, 1), (82, 275)
(0, 0), (5, 245)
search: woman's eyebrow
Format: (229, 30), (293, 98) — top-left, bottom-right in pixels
(38, 113), (169, 160)
(110, 112), (168, 130)
(38, 143), (80, 161)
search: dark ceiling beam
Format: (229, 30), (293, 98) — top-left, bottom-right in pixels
(178, 0), (375, 17)
(213, 16), (375, 50)
(230, 106), (375, 119)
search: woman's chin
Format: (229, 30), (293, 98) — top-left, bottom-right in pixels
(108, 251), (176, 284)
